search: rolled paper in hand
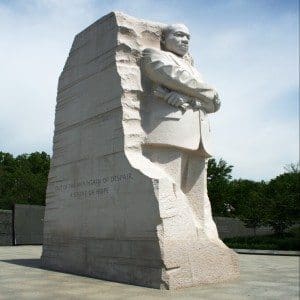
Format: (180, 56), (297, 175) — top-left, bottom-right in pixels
(153, 86), (190, 111)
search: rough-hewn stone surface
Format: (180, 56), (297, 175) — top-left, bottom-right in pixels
(42, 12), (239, 289)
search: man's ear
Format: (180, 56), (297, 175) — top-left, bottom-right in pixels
(161, 28), (167, 46)
(160, 38), (166, 50)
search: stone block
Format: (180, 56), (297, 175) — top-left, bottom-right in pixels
(42, 12), (239, 289)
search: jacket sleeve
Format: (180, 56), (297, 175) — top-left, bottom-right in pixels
(142, 48), (220, 113)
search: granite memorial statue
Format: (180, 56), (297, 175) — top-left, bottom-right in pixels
(141, 24), (221, 238)
(42, 12), (239, 289)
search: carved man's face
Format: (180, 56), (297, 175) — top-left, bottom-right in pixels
(164, 24), (190, 57)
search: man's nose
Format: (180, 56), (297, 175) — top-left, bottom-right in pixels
(182, 36), (189, 43)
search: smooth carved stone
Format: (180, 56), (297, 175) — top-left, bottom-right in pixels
(41, 12), (239, 289)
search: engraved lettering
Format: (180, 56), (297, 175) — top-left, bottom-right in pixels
(55, 172), (133, 199)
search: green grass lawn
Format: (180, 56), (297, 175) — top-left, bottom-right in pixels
(223, 227), (300, 251)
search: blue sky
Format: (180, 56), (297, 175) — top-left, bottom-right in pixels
(0, 0), (298, 180)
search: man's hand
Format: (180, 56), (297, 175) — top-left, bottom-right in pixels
(190, 99), (202, 109)
(213, 91), (219, 101)
(212, 91), (221, 111)
(164, 91), (189, 108)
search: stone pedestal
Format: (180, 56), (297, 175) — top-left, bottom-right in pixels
(42, 12), (239, 289)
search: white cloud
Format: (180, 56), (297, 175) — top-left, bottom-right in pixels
(0, 0), (298, 180)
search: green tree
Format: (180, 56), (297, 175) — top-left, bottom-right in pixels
(0, 151), (50, 210)
(207, 158), (233, 215)
(264, 169), (299, 236)
(284, 162), (300, 174)
(230, 179), (267, 235)
(0, 152), (18, 209)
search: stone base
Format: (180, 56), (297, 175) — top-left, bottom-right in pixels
(42, 170), (239, 289)
(161, 238), (239, 289)
(42, 236), (238, 289)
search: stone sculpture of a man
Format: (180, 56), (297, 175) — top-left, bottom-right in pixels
(141, 23), (221, 238)
(42, 13), (239, 289)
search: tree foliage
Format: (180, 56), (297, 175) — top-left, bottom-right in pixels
(0, 151), (50, 210)
(207, 158), (233, 215)
(230, 179), (267, 235)
(207, 158), (299, 235)
(264, 171), (299, 235)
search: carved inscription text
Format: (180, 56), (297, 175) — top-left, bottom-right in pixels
(55, 172), (133, 198)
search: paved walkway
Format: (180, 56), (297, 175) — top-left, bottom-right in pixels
(0, 246), (298, 299)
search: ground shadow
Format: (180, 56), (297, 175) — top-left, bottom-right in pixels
(1, 259), (41, 269)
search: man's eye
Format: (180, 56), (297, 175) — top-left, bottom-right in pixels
(175, 33), (189, 39)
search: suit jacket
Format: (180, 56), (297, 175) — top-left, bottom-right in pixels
(141, 48), (219, 157)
